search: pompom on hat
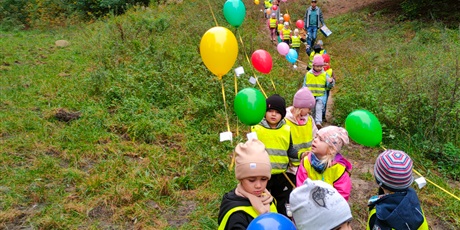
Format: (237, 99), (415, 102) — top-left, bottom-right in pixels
(374, 150), (414, 191)
(317, 126), (349, 152)
(235, 139), (272, 180)
(266, 94), (287, 119)
(290, 178), (352, 230)
(312, 54), (324, 66)
(293, 87), (315, 109)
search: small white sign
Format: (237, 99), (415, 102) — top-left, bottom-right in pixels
(219, 131), (233, 142)
(249, 77), (257, 85)
(247, 132), (258, 140)
(415, 177), (427, 189)
(234, 66), (245, 77)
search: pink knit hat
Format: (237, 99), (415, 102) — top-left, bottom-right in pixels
(312, 55), (324, 66)
(317, 126), (349, 152)
(293, 87), (315, 109)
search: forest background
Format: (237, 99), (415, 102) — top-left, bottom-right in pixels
(1, 0), (460, 229)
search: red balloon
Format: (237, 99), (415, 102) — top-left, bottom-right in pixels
(272, 5), (278, 10)
(251, 49), (273, 74)
(296, 20), (304, 29)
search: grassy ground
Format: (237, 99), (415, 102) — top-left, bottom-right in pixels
(1, 0), (459, 229)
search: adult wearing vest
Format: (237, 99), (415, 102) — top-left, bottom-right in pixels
(251, 94), (298, 217)
(304, 0), (326, 55)
(303, 55), (332, 128)
(218, 139), (277, 230)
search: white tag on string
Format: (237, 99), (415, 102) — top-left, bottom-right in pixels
(219, 131), (233, 142)
(415, 177), (427, 189)
(234, 66), (245, 77)
(249, 77), (257, 85)
(247, 132), (258, 140)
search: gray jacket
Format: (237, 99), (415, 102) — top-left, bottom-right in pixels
(304, 6), (325, 28)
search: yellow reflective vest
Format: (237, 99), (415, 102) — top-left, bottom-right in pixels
(251, 124), (291, 174)
(218, 203), (277, 230)
(277, 24), (284, 33)
(269, 18), (277, 28)
(325, 68), (333, 90)
(291, 36), (301, 48)
(285, 118), (313, 166)
(305, 71), (327, 97)
(282, 28), (291, 41)
(367, 207), (429, 230)
(303, 155), (347, 184)
(264, 0), (272, 8)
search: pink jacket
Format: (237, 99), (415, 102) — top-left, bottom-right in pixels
(296, 153), (352, 201)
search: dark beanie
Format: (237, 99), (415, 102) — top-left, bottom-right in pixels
(266, 94), (286, 119)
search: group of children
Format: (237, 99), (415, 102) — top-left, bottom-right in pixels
(217, 1), (429, 229)
(218, 87), (428, 229)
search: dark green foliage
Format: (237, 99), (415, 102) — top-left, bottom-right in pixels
(401, 0), (460, 25)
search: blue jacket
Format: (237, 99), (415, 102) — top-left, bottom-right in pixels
(367, 188), (426, 230)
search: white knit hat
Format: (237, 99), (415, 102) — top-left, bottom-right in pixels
(290, 179), (352, 230)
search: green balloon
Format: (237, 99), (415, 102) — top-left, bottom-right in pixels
(223, 0), (246, 28)
(345, 110), (383, 147)
(234, 88), (266, 126)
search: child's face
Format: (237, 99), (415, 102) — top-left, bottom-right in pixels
(332, 221), (352, 230)
(313, 65), (323, 72)
(300, 108), (311, 117)
(311, 134), (332, 158)
(265, 109), (282, 127)
(240, 176), (269, 196)
(324, 62), (330, 67)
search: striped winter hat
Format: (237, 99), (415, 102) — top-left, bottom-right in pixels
(374, 150), (414, 191)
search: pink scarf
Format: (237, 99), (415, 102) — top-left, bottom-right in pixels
(236, 183), (273, 214)
(311, 68), (323, 76)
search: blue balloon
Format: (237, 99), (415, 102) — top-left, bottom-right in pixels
(247, 213), (296, 230)
(286, 49), (298, 64)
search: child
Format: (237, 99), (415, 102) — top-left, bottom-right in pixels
(296, 125), (352, 201)
(303, 55), (333, 128)
(290, 178), (353, 230)
(218, 139), (277, 229)
(276, 17), (284, 43)
(322, 53), (335, 121)
(290, 29), (302, 55)
(307, 44), (326, 70)
(367, 150), (429, 230)
(316, 40), (327, 53)
(251, 94), (298, 217)
(285, 87), (317, 171)
(264, 0), (272, 18)
(281, 22), (292, 45)
(267, 13), (278, 42)
(270, 0), (280, 20)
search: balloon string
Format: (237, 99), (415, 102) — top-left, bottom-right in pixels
(206, 0), (218, 26)
(380, 145), (459, 201)
(221, 80), (231, 133)
(234, 72), (239, 137)
(236, 30), (268, 98)
(413, 169), (460, 201)
(270, 78), (277, 92)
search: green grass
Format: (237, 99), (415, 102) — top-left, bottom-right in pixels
(1, 0), (460, 229)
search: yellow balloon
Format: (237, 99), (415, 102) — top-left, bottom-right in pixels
(200, 27), (238, 79)
(254, 0), (260, 4)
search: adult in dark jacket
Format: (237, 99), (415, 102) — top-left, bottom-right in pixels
(303, 0), (326, 55)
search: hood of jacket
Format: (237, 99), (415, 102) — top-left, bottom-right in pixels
(374, 188), (424, 229)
